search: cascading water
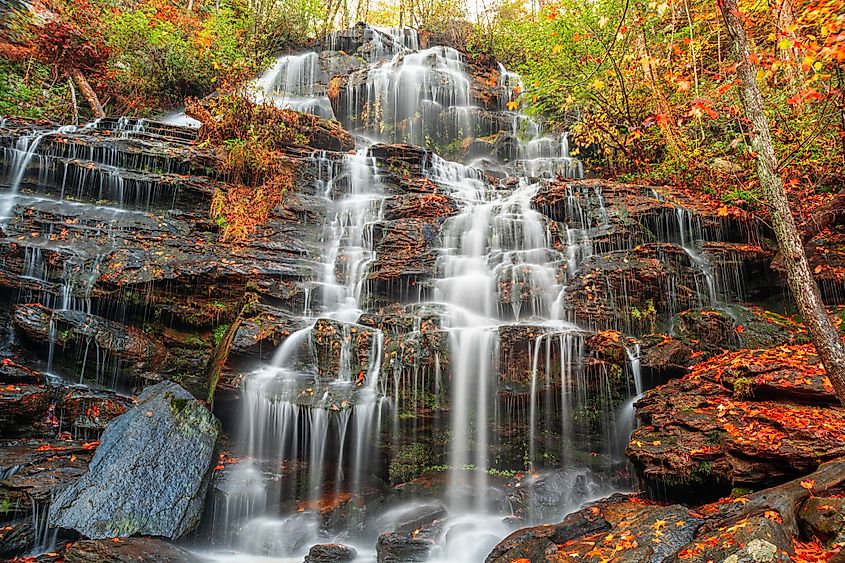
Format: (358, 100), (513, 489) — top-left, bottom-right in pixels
(202, 26), (645, 563)
(0, 23), (760, 563)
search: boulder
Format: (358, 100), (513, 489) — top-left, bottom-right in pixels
(485, 507), (611, 563)
(376, 501), (447, 534)
(304, 543), (358, 563)
(376, 532), (433, 562)
(489, 495), (702, 563)
(64, 537), (201, 562)
(639, 333), (695, 381)
(49, 381), (221, 539)
(667, 515), (793, 563)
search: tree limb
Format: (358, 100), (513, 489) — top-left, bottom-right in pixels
(69, 67), (105, 119)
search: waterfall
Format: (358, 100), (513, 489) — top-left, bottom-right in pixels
(200, 25), (646, 562)
(0, 23), (750, 563)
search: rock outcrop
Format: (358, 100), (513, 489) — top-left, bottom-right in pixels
(627, 344), (845, 500)
(49, 381), (220, 539)
(64, 537), (201, 563)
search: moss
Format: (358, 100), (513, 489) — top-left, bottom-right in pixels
(732, 376), (754, 399)
(731, 487), (753, 497)
(389, 442), (432, 484)
(170, 396), (191, 414)
(706, 430), (727, 444)
(212, 324), (230, 346)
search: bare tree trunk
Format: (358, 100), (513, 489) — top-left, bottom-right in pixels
(719, 0), (845, 405)
(69, 67), (105, 118)
(68, 77), (79, 126)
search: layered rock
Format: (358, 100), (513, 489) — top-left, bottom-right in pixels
(63, 537), (201, 563)
(0, 439), (96, 557)
(627, 344), (845, 500)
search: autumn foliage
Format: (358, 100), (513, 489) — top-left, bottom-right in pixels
(186, 95), (301, 240)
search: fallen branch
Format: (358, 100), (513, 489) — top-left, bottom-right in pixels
(701, 456), (845, 536)
(205, 294), (259, 408)
(800, 192), (845, 245)
(69, 67), (105, 119)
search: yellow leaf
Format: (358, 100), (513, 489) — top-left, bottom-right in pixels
(777, 38), (793, 50)
(552, 44), (563, 54)
(598, 16), (610, 27)
(717, 205), (729, 217)
(507, 100), (519, 111)
(801, 479), (815, 491)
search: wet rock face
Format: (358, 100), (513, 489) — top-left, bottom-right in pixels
(231, 303), (307, 360)
(0, 384), (51, 435)
(0, 117), (331, 393)
(504, 470), (613, 523)
(627, 344), (845, 500)
(312, 318), (379, 382)
(376, 531), (434, 562)
(13, 303), (166, 378)
(63, 537), (201, 563)
(0, 439), (96, 558)
(304, 543), (358, 563)
(673, 305), (800, 354)
(55, 387), (132, 439)
(564, 243), (704, 333)
(49, 381), (221, 539)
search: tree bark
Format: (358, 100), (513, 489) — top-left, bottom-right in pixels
(69, 67), (105, 119)
(799, 191), (845, 245)
(205, 294), (258, 407)
(699, 457), (845, 536)
(719, 0), (845, 405)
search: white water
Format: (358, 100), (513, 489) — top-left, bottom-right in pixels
(204, 26), (638, 563)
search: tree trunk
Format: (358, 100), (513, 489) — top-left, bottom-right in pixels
(69, 67), (105, 119)
(699, 457), (845, 536)
(205, 294), (258, 408)
(719, 0), (845, 405)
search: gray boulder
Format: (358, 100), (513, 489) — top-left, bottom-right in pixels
(49, 381), (221, 539)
